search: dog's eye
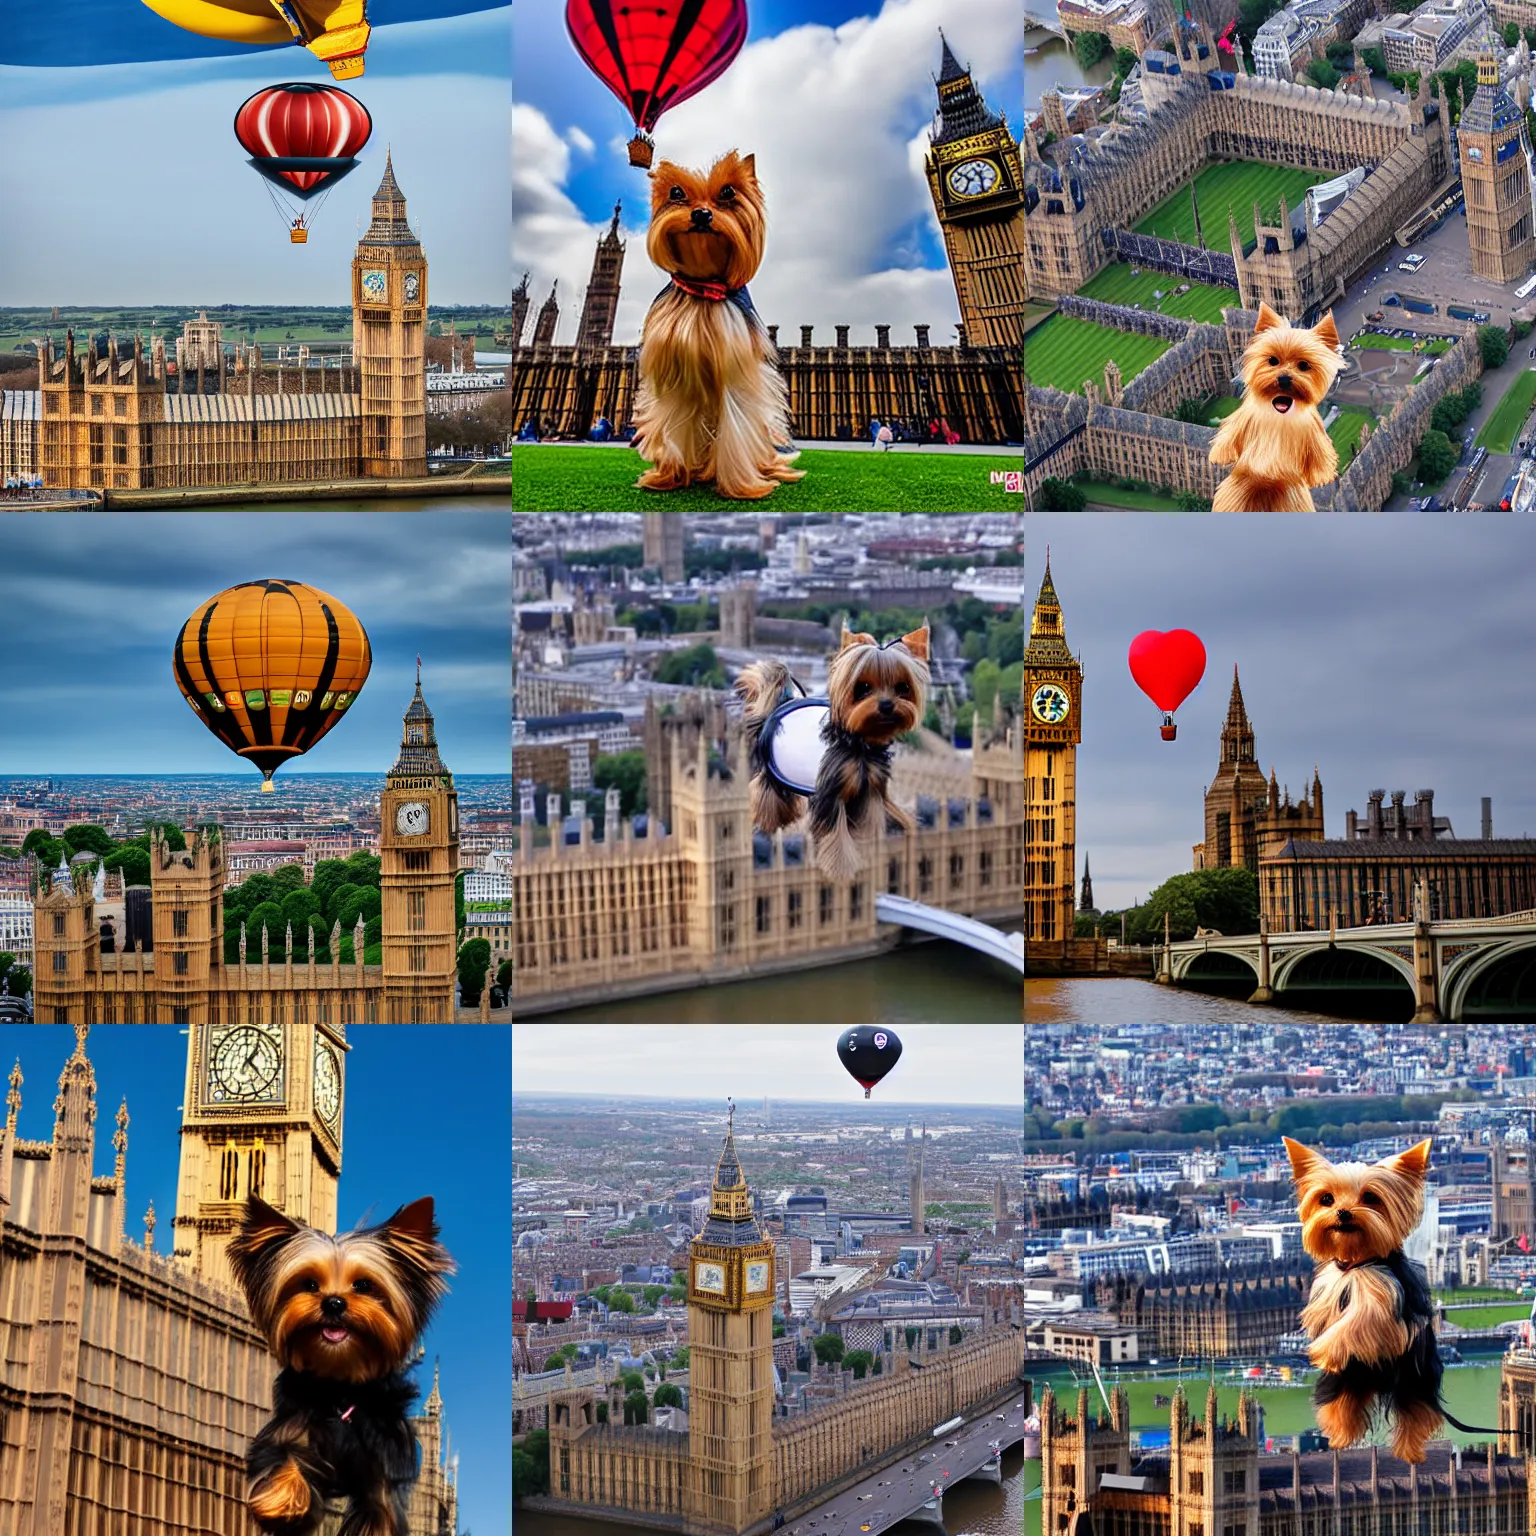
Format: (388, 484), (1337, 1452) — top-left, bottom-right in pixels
(1267, 356), (1279, 367)
(1317, 1192), (1334, 1207)
(1360, 1190), (1381, 1207)
(352, 1277), (373, 1294)
(302, 1278), (320, 1293)
(1298, 359), (1310, 372)
(896, 683), (911, 696)
(718, 185), (737, 204)
(668, 186), (687, 203)
(853, 682), (873, 700)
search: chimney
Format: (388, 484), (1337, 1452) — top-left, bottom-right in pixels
(1345, 809), (1358, 840)
(876, 324), (891, 349)
(800, 325), (814, 349)
(1482, 796), (1493, 840)
(835, 324), (850, 349)
(915, 324), (931, 349)
(1367, 789), (1384, 840)
(1415, 789), (1434, 840)
(768, 324), (779, 347)
(1389, 790), (1406, 837)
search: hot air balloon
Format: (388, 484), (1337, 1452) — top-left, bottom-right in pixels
(1128, 629), (1207, 740)
(234, 82), (372, 242)
(173, 580), (372, 791)
(565, 0), (748, 168)
(140, 0), (372, 79)
(837, 1027), (903, 1099)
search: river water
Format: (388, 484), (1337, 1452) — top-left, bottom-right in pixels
(515, 1446), (1028, 1536)
(1027, 978), (1390, 1026)
(537, 943), (1021, 1023)
(1025, 27), (1115, 101)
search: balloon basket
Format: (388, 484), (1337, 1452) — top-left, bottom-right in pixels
(260, 779), (276, 793)
(628, 133), (655, 169)
(1160, 722), (1177, 741)
(290, 228), (309, 244)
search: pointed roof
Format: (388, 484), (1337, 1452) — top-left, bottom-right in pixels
(698, 1100), (766, 1247)
(938, 30), (966, 82)
(389, 675), (451, 781)
(360, 150), (421, 249)
(1026, 555), (1075, 666)
(1224, 665), (1251, 729)
(932, 30), (1005, 146)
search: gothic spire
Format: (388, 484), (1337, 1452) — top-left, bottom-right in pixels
(1026, 554), (1073, 664)
(932, 30), (1004, 145)
(361, 149), (420, 248)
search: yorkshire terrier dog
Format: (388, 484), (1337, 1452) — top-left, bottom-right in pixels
(229, 1196), (455, 1536)
(738, 623), (929, 879)
(1286, 1137), (1442, 1462)
(633, 150), (804, 501)
(1210, 303), (1345, 512)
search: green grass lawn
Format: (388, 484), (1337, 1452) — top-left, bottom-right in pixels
(1437, 1287), (1525, 1303)
(1476, 369), (1536, 452)
(1439, 1302), (1528, 1328)
(1134, 162), (1329, 248)
(1072, 479), (1193, 510)
(1023, 315), (1170, 394)
(1351, 333), (1454, 355)
(1077, 263), (1235, 324)
(1033, 1362), (1502, 1445)
(510, 446), (1023, 511)
(1329, 406), (1375, 463)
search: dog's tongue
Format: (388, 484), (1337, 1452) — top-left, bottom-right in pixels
(322, 1327), (349, 1344)
(1274, 397), (1293, 413)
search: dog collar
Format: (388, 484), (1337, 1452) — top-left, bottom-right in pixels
(671, 275), (732, 302)
(339, 1403), (356, 1422)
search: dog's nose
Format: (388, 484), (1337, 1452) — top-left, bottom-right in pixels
(691, 207), (713, 230)
(1277, 373), (1294, 392)
(1335, 1208), (1353, 1223)
(877, 699), (895, 716)
(322, 1295), (347, 1319)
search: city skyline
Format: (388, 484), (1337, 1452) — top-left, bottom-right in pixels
(510, 1024), (1025, 1106)
(0, 510), (509, 776)
(1028, 517), (1536, 913)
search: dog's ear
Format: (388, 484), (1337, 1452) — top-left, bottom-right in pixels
(839, 624), (875, 651)
(899, 623), (930, 661)
(1283, 1136), (1328, 1187)
(227, 1196), (304, 1305)
(1383, 1139), (1432, 1183)
(1313, 311), (1341, 351)
(739, 152), (757, 181)
(1254, 302), (1285, 334)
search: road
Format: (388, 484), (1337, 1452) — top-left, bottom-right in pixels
(782, 1394), (1029, 1536)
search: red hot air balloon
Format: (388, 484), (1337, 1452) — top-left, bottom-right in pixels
(1128, 629), (1207, 740)
(234, 82), (372, 242)
(565, 0), (748, 167)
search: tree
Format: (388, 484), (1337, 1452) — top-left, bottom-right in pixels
(1304, 58), (1340, 90)
(813, 1334), (845, 1365)
(1175, 398), (1208, 423)
(653, 1383), (683, 1409)
(1506, 20), (1521, 45)
(1175, 490), (1212, 510)
(593, 750), (648, 818)
(595, 1401), (609, 1423)
(669, 1346), (689, 1369)
(245, 901), (286, 953)
(620, 1370), (645, 1392)
(949, 1326), (965, 1345)
(1113, 45), (1138, 75)
(7, 967), (29, 998)
(608, 1289), (636, 1313)
(514, 1429), (550, 1499)
(1073, 29), (1109, 68)
(624, 1390), (649, 1426)
(655, 642), (727, 688)
(20, 828), (55, 858)
(1415, 428), (1457, 484)
(1360, 45), (1386, 72)
(1037, 477), (1087, 510)
(1481, 325), (1511, 368)
(497, 957), (512, 993)
(843, 1349), (874, 1380)
(970, 658), (1002, 722)
(1462, 381), (1484, 411)
(104, 845), (150, 889)
(270, 862), (307, 894)
(63, 824), (114, 857)
(642, 1285), (665, 1309)
(458, 937), (492, 1005)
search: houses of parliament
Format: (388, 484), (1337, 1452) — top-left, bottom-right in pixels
(29, 680), (469, 1024)
(0, 1026), (458, 1535)
(507, 35), (1025, 444)
(543, 1113), (1029, 1534)
(1, 155), (428, 491)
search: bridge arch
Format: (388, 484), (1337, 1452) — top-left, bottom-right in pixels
(1447, 939), (1536, 1021)
(1271, 943), (1417, 1021)
(875, 894), (1023, 973)
(1178, 949), (1261, 995)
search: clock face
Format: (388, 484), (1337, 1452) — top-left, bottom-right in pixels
(1031, 683), (1072, 725)
(361, 269), (387, 300)
(209, 1027), (282, 1104)
(694, 1261), (726, 1295)
(745, 1260), (770, 1294)
(403, 271), (420, 303)
(948, 158), (999, 198)
(396, 800), (430, 837)
(313, 1042), (341, 1126)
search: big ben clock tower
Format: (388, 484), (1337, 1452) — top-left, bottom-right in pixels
(172, 1021), (346, 1292)
(353, 151), (428, 478)
(380, 668), (461, 1022)
(923, 33), (1026, 351)
(685, 1104), (775, 1535)
(1025, 557), (1082, 950)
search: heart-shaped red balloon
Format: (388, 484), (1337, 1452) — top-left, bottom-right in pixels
(1128, 629), (1207, 714)
(565, 0), (748, 134)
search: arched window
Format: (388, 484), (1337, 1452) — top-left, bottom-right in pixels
(220, 1144), (239, 1201)
(249, 1140), (266, 1200)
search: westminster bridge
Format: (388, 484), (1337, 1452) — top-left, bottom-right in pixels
(1160, 908), (1536, 1023)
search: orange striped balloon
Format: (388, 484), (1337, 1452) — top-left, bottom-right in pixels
(173, 580), (372, 791)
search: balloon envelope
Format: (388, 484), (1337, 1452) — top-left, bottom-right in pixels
(1128, 629), (1207, 714)
(565, 0), (748, 134)
(235, 83), (372, 197)
(837, 1027), (903, 1098)
(173, 580), (372, 789)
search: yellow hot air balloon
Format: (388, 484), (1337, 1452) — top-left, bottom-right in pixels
(139, 0), (371, 79)
(173, 580), (372, 791)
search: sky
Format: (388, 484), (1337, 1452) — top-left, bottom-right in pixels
(0, 508), (509, 775)
(1027, 517), (1536, 913)
(0, 7), (510, 304)
(1, 1024), (511, 1536)
(512, 0), (1019, 347)
(511, 1023), (1025, 1106)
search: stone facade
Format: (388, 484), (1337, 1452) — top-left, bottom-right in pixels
(1092, 1262), (1313, 1357)
(1459, 54), (1536, 283)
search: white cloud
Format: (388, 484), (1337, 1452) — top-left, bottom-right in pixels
(512, 0), (1017, 346)
(566, 125), (595, 155)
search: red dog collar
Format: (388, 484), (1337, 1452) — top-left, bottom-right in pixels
(671, 275), (730, 302)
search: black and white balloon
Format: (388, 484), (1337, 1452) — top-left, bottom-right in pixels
(837, 1026), (903, 1098)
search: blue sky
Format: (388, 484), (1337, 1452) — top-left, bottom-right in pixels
(0, 509), (509, 776)
(512, 0), (1020, 346)
(0, 7), (510, 303)
(1, 1024), (511, 1536)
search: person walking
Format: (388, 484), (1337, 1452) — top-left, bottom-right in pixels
(877, 423), (894, 452)
(869, 416), (883, 447)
